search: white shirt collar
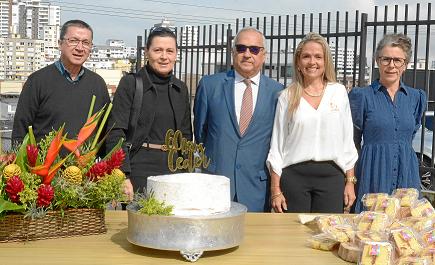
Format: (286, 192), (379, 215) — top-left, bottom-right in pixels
(234, 70), (261, 86)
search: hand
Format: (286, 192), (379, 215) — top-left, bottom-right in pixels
(271, 187), (287, 213)
(343, 182), (356, 212)
(123, 178), (134, 201)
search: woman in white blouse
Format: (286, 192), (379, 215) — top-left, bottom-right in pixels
(267, 32), (358, 213)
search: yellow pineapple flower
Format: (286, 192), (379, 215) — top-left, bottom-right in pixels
(111, 168), (125, 179)
(3, 164), (21, 180)
(62, 166), (83, 185)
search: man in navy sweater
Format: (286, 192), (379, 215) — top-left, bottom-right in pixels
(12, 20), (110, 144)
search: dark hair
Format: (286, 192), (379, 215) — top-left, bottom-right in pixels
(146, 27), (177, 50)
(60, 20), (93, 40)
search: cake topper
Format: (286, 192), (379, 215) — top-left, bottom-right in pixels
(163, 129), (210, 172)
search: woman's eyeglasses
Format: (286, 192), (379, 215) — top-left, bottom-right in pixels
(378, 56), (407, 67)
(150, 26), (175, 34)
(235, 44), (264, 55)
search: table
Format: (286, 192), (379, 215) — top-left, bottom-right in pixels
(0, 211), (351, 265)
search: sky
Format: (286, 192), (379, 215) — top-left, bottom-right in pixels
(53, 0), (432, 46)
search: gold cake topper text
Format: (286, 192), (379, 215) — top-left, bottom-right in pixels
(163, 129), (210, 173)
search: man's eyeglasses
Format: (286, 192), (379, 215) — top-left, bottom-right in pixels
(235, 44), (264, 55)
(62, 38), (93, 49)
(378, 56), (407, 67)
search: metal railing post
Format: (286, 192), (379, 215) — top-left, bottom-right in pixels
(136, 35), (143, 73)
(225, 28), (233, 71)
(358, 13), (368, 86)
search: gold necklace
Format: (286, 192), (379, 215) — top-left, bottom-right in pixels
(303, 87), (325, 97)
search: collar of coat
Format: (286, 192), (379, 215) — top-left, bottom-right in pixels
(138, 66), (183, 92)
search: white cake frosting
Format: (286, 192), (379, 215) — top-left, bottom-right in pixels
(146, 173), (231, 216)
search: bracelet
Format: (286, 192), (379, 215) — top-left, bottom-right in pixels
(345, 176), (357, 184)
(270, 192), (284, 201)
(271, 186), (280, 188)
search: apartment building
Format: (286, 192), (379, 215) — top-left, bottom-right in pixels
(0, 32), (44, 80)
(10, 0), (59, 39)
(0, 0), (9, 38)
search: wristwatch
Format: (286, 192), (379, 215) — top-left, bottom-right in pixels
(346, 176), (357, 184)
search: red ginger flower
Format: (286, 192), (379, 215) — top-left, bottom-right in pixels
(87, 161), (108, 181)
(26, 144), (38, 167)
(36, 184), (54, 207)
(106, 149), (125, 173)
(5, 175), (24, 203)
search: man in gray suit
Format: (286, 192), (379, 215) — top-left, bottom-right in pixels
(194, 27), (283, 212)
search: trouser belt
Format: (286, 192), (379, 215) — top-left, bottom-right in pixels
(142, 142), (168, 151)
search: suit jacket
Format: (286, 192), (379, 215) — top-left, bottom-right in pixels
(194, 70), (283, 212)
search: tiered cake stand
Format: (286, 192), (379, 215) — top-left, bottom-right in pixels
(127, 202), (247, 262)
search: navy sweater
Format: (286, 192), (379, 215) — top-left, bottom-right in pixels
(12, 63), (110, 144)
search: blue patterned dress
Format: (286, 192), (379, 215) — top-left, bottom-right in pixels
(349, 79), (426, 212)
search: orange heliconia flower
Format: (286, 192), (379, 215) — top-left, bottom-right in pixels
(31, 127), (66, 184)
(63, 112), (101, 158)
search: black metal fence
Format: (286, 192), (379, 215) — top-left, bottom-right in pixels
(136, 2), (435, 189)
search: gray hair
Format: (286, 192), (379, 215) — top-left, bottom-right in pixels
(233, 27), (267, 50)
(60, 20), (93, 40)
(375, 33), (412, 62)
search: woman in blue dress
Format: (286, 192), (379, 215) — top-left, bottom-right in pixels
(349, 33), (426, 213)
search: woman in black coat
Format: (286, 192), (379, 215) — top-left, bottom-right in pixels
(106, 27), (192, 198)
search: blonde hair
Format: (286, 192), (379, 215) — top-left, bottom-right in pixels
(287, 32), (337, 116)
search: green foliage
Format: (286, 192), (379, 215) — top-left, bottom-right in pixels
(18, 172), (41, 209)
(0, 197), (25, 215)
(63, 153), (78, 168)
(15, 133), (29, 172)
(24, 204), (47, 219)
(137, 193), (173, 216)
(28, 125), (37, 146)
(37, 130), (57, 163)
(53, 177), (87, 209)
(52, 173), (125, 210)
(86, 173), (126, 209)
(0, 177), (5, 197)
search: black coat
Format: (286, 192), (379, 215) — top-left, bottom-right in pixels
(106, 67), (192, 175)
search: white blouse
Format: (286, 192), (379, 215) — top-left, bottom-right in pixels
(266, 82), (358, 176)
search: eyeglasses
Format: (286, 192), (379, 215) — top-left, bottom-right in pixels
(235, 44), (264, 55)
(378, 56), (407, 67)
(62, 38), (93, 49)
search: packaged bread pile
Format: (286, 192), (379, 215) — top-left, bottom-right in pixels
(306, 188), (435, 264)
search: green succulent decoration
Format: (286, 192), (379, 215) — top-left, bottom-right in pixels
(136, 192), (174, 216)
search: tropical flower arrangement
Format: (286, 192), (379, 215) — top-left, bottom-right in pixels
(0, 98), (126, 219)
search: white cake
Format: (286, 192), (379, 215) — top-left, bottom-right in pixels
(146, 173), (231, 216)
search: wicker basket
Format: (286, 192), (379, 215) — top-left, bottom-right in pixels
(0, 208), (106, 242)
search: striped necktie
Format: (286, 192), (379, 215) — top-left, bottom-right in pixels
(239, 79), (253, 136)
